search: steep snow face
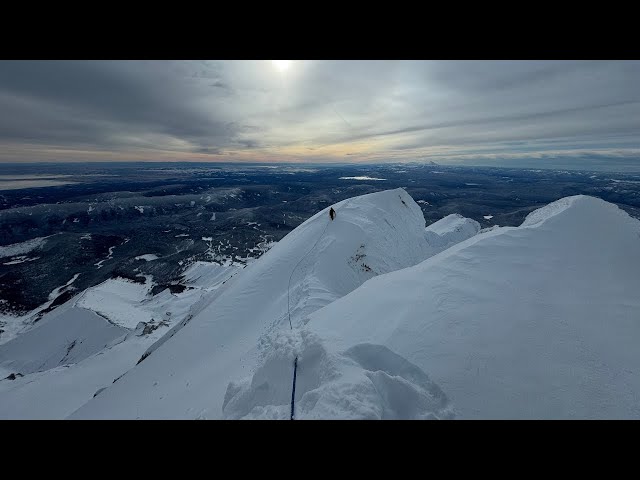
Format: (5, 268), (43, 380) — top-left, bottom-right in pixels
(0, 272), (82, 346)
(0, 305), (128, 376)
(71, 188), (464, 419)
(0, 262), (239, 419)
(76, 278), (156, 328)
(0, 329), (160, 419)
(15, 191), (636, 420)
(305, 195), (640, 419)
(181, 261), (240, 292)
(424, 214), (481, 251)
(222, 329), (454, 420)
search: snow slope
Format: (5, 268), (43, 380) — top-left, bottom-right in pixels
(71, 189), (474, 419)
(0, 262), (239, 419)
(296, 195), (640, 419)
(0, 305), (127, 375)
(424, 214), (481, 251)
(0, 330), (158, 419)
(13, 190), (633, 419)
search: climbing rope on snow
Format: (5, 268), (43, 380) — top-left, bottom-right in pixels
(290, 356), (298, 420)
(286, 207), (336, 419)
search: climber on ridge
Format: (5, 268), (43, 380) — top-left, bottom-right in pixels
(329, 207), (336, 221)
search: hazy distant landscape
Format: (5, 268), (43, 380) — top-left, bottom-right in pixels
(1, 161), (639, 325)
(4, 60), (640, 420)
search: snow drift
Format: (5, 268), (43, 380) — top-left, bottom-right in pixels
(0, 262), (238, 419)
(304, 195), (640, 419)
(0, 305), (127, 376)
(70, 188), (473, 419)
(4, 190), (638, 420)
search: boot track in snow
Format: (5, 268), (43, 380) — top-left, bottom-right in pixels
(286, 208), (335, 419)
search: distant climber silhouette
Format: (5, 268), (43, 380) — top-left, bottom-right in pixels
(329, 207), (336, 221)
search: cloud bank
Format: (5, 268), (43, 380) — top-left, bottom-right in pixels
(1, 60), (638, 169)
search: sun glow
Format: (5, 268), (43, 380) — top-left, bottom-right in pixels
(272, 60), (292, 72)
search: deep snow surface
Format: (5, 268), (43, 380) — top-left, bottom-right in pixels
(71, 189), (470, 419)
(4, 190), (637, 419)
(304, 195), (640, 419)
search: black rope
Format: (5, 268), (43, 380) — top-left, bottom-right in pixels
(290, 356), (298, 420)
(286, 211), (334, 420)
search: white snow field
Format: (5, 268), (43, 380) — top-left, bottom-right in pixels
(0, 305), (128, 376)
(3, 190), (639, 419)
(424, 214), (481, 251)
(71, 189), (476, 419)
(0, 263), (239, 419)
(302, 195), (640, 419)
(135, 254), (159, 261)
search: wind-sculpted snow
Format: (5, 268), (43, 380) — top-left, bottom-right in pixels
(521, 195), (582, 227)
(306, 195), (640, 419)
(0, 262), (237, 419)
(222, 329), (453, 420)
(424, 214), (481, 251)
(71, 188), (469, 419)
(15, 190), (633, 419)
(0, 305), (128, 376)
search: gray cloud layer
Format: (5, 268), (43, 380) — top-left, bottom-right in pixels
(0, 60), (639, 168)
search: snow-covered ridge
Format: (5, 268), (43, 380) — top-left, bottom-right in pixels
(521, 195), (583, 227)
(70, 188), (480, 420)
(302, 195), (640, 419)
(0, 262), (238, 419)
(5, 191), (635, 419)
(424, 214), (481, 251)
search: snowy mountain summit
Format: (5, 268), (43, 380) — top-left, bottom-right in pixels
(2, 189), (640, 419)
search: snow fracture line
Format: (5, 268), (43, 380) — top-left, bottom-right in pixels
(287, 214), (332, 420)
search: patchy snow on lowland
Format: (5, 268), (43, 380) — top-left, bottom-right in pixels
(0, 236), (48, 259)
(48, 273), (80, 301)
(3, 256), (40, 265)
(339, 176), (387, 181)
(94, 246), (116, 269)
(135, 254), (159, 261)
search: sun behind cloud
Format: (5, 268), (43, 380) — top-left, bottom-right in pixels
(271, 60), (292, 72)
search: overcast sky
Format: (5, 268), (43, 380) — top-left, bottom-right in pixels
(1, 60), (639, 169)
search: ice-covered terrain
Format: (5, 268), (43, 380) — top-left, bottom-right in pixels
(2, 189), (639, 419)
